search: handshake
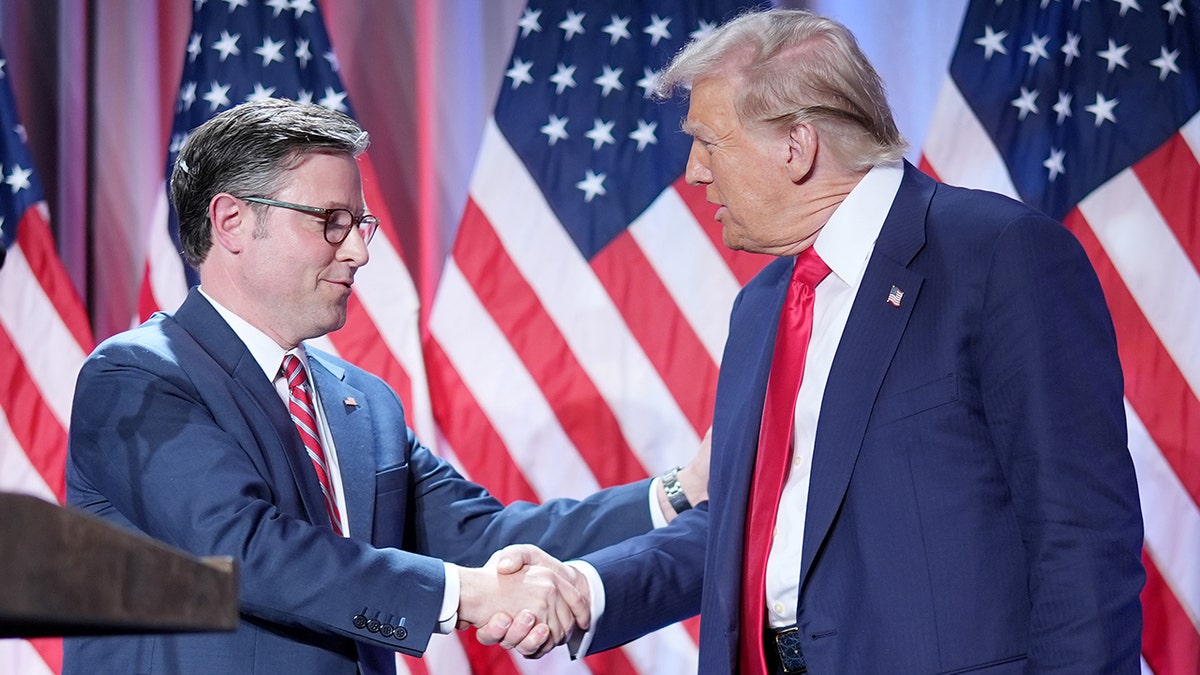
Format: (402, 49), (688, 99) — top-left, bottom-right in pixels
(454, 429), (710, 658)
(456, 544), (592, 659)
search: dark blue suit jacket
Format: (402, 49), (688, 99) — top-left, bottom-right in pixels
(584, 163), (1144, 673)
(64, 289), (653, 674)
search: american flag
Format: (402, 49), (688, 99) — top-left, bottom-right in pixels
(0, 45), (93, 674)
(920, 1), (1199, 671)
(425, 0), (767, 672)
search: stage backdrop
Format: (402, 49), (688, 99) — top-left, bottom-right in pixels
(3, 1), (1196, 674)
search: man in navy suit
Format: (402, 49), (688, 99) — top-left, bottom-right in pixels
(493, 8), (1145, 673)
(64, 99), (707, 674)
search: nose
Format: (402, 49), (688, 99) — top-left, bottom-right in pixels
(684, 144), (712, 186)
(337, 225), (370, 267)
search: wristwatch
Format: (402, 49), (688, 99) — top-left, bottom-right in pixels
(661, 466), (693, 514)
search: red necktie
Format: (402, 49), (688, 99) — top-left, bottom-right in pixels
(739, 248), (831, 674)
(281, 353), (344, 536)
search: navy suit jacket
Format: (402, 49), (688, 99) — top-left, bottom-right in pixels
(64, 289), (653, 675)
(584, 163), (1144, 673)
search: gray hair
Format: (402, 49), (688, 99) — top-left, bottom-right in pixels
(658, 9), (907, 171)
(169, 98), (370, 267)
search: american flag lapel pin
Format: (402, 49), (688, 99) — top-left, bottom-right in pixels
(887, 285), (904, 307)
(343, 396), (359, 408)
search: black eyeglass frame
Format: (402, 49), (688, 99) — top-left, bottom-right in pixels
(240, 196), (380, 245)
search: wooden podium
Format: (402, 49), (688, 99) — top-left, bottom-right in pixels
(0, 492), (238, 637)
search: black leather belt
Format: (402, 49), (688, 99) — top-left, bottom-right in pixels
(764, 625), (807, 674)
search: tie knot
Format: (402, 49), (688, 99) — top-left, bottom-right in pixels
(793, 247), (831, 289)
(281, 353), (306, 388)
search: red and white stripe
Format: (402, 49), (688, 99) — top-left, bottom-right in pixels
(0, 202), (92, 675)
(426, 116), (767, 673)
(921, 74), (1200, 675)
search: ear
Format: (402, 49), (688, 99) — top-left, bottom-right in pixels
(209, 193), (248, 254)
(784, 122), (817, 184)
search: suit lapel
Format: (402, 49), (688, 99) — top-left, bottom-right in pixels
(709, 257), (792, 626)
(799, 163), (933, 589)
(308, 352), (375, 540)
(172, 289), (341, 531)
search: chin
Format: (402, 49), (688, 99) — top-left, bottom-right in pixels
(721, 230), (744, 252)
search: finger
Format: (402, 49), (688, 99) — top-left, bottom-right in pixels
(499, 609), (538, 650)
(515, 623), (553, 658)
(559, 568), (591, 631)
(474, 612), (513, 646)
(550, 587), (576, 643)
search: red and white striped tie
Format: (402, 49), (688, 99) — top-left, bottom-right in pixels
(281, 353), (344, 536)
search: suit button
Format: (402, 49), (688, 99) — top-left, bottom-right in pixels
(380, 624), (395, 637)
(394, 626), (408, 640)
(367, 619), (381, 633)
(352, 614), (368, 629)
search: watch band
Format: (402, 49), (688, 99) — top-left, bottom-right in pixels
(661, 465), (693, 514)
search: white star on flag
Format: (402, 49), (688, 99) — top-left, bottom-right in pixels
(575, 169), (607, 202)
(629, 119), (659, 151)
(5, 164), (30, 193)
(594, 65), (625, 97)
(559, 10), (586, 40)
(603, 15), (632, 44)
(644, 14), (672, 46)
(506, 57), (534, 89)
(975, 25), (1008, 59)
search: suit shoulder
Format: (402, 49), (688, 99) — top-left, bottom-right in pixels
(926, 181), (1067, 246)
(87, 312), (184, 365)
(930, 182), (1054, 226)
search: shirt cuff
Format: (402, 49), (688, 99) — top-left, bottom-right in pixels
(439, 562), (460, 634)
(649, 476), (669, 528)
(566, 560), (605, 658)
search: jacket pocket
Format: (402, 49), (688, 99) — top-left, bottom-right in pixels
(869, 373), (959, 427)
(941, 652), (1026, 674)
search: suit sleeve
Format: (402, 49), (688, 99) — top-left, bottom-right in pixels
(979, 214), (1144, 671)
(405, 460), (655, 567)
(344, 366), (656, 568)
(575, 503), (708, 653)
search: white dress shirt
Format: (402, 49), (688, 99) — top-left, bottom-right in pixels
(763, 161), (903, 628)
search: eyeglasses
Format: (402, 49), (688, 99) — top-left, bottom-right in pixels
(240, 196), (380, 245)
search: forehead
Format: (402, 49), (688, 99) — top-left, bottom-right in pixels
(683, 76), (741, 136)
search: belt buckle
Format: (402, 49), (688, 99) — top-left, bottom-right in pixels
(773, 626), (807, 674)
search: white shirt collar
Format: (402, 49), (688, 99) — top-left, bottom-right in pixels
(812, 161), (904, 288)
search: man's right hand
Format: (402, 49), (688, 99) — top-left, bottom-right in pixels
(457, 544), (589, 658)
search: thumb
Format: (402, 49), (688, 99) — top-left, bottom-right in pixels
(491, 544), (536, 575)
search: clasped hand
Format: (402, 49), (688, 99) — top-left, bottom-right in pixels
(456, 544), (590, 658)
